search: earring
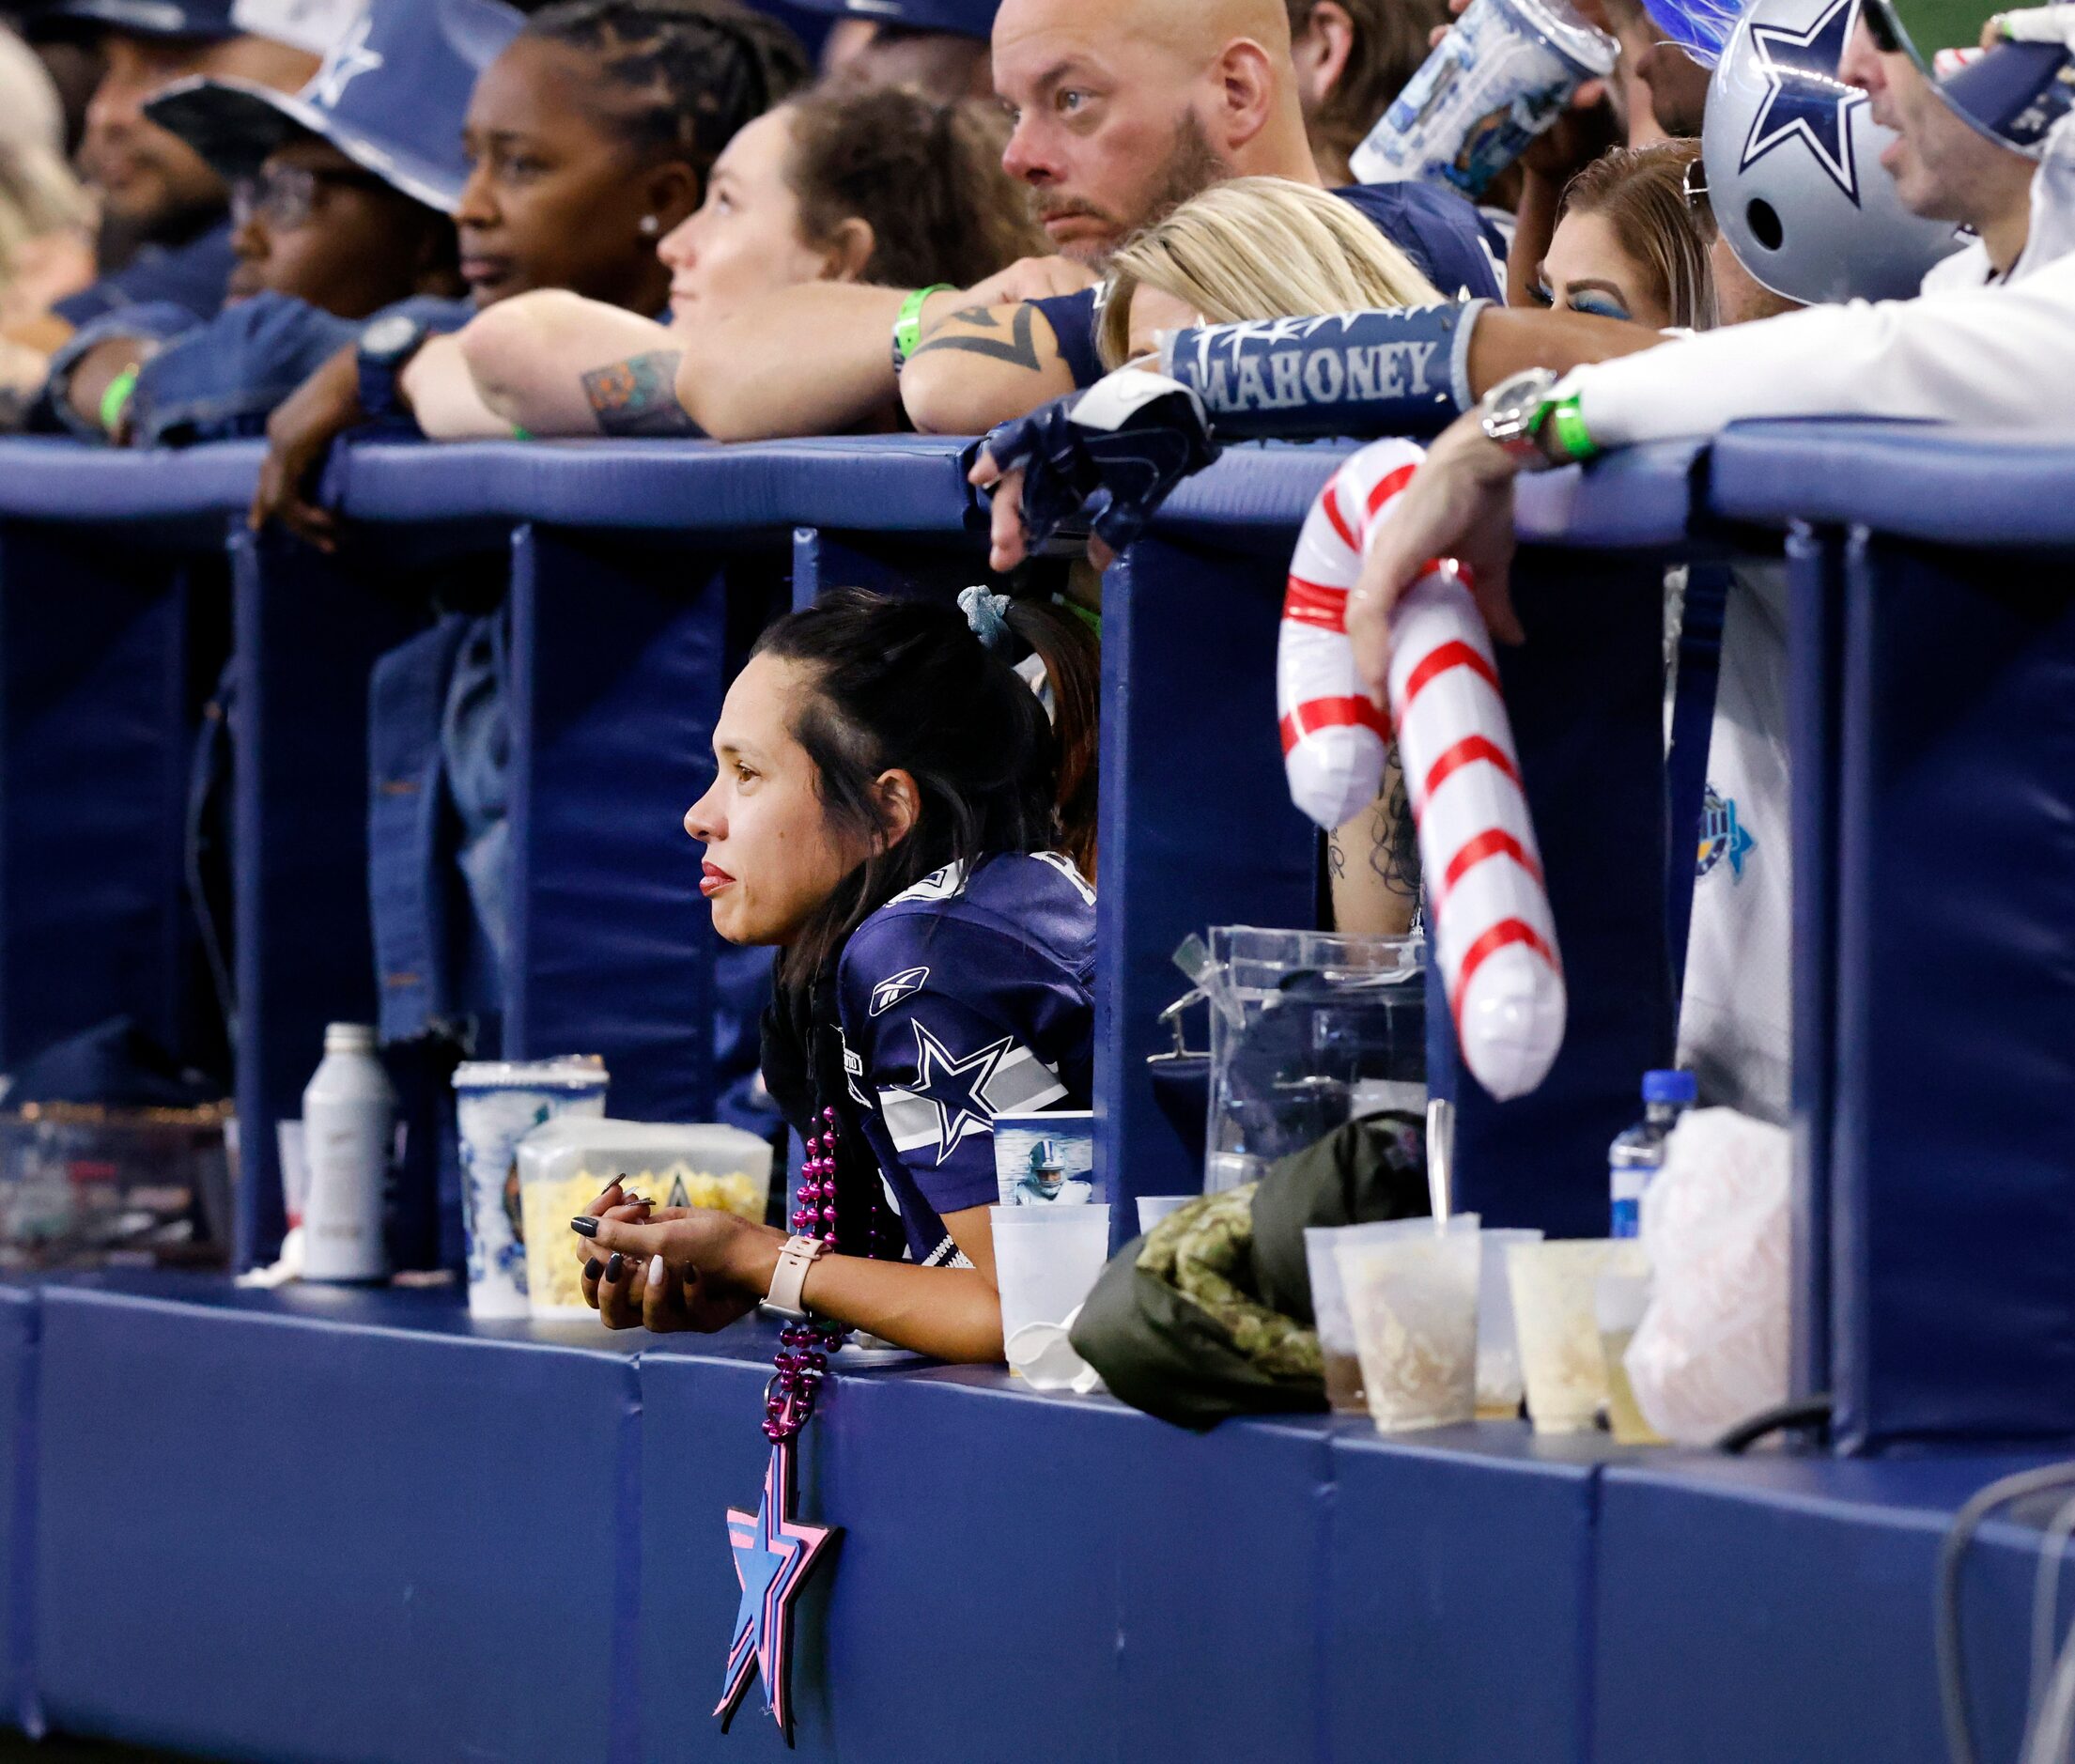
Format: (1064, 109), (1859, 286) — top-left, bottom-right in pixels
(639, 214), (660, 237)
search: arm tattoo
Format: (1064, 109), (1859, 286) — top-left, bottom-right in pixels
(905, 303), (1044, 372)
(1370, 759), (1421, 900)
(581, 350), (699, 438)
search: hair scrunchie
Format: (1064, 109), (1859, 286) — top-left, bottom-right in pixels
(959, 585), (1014, 650)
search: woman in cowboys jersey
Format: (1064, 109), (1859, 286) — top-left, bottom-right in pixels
(573, 586), (1098, 1362)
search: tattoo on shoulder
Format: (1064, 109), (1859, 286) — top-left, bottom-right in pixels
(581, 350), (699, 438)
(906, 303), (1044, 373)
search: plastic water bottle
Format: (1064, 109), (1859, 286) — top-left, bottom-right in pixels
(301, 1023), (395, 1281)
(1608, 1070), (1696, 1239)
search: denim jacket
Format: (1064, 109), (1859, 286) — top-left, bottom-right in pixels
(367, 606), (779, 1136)
(53, 219), (237, 330)
(45, 291), (474, 446)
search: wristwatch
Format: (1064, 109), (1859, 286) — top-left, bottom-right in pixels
(356, 313), (431, 423)
(1479, 366), (1597, 469)
(762, 1234), (829, 1321)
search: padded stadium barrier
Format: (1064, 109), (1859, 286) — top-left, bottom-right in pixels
(0, 423), (2072, 1757)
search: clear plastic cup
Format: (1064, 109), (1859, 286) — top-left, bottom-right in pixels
(990, 1204), (1112, 1364)
(1335, 1216), (1482, 1433)
(1476, 1227), (1544, 1416)
(1507, 1239), (1646, 1433)
(1596, 1270), (1666, 1447)
(1306, 1219), (1436, 1413)
(1136, 1195), (1195, 1235)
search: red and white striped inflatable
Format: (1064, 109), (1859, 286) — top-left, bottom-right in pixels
(1278, 438), (1566, 1102)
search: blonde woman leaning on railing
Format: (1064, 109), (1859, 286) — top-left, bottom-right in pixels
(1092, 176), (1440, 938)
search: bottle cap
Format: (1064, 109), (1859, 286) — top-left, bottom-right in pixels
(323, 1023), (378, 1053)
(1642, 1068), (1697, 1106)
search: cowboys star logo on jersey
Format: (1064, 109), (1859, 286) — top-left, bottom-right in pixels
(870, 967), (930, 1017)
(1741, 0), (1866, 204)
(875, 1020), (1069, 1163)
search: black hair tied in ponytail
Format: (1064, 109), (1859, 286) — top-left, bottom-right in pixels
(752, 586), (1099, 995)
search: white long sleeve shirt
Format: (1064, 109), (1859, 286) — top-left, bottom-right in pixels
(1561, 110), (2075, 444)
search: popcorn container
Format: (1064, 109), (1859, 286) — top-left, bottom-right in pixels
(452, 1058), (609, 1319)
(515, 1117), (774, 1319)
(1351, 0), (1618, 199)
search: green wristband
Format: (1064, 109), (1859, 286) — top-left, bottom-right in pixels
(1541, 394), (1599, 465)
(892, 284), (956, 371)
(100, 363), (141, 436)
(510, 425), (533, 441)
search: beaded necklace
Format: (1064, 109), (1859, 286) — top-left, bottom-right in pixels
(715, 1106), (846, 1741)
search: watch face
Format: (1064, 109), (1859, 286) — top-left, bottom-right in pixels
(361, 315), (419, 362)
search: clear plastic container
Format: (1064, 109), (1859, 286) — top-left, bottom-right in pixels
(0, 1103), (231, 1271)
(515, 1117), (772, 1319)
(1193, 927), (1425, 1196)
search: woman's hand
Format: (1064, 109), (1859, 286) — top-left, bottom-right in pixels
(573, 1179), (771, 1335)
(251, 342), (362, 552)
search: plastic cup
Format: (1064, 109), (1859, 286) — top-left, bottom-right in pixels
(990, 1204), (1112, 1364)
(1350, 0), (1618, 198)
(1507, 1239), (1646, 1433)
(1136, 1195), (1195, 1235)
(1335, 1216), (1481, 1433)
(1596, 1270), (1666, 1447)
(1475, 1227), (1544, 1416)
(275, 1119), (309, 1230)
(1306, 1220), (1437, 1413)
(453, 1058), (609, 1320)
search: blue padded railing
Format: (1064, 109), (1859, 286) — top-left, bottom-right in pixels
(0, 424), (2072, 1458)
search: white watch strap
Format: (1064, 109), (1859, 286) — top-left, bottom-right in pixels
(764, 1234), (826, 1319)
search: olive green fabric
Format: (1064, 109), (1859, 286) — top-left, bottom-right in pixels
(1069, 1114), (1432, 1430)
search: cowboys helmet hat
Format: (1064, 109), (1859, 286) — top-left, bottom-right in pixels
(1702, 0), (1964, 301)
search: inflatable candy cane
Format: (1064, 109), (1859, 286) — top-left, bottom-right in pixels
(1278, 438), (1565, 1101)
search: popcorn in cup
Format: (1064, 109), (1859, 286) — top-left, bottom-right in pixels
(1334, 1215), (1481, 1434)
(1507, 1238), (1647, 1433)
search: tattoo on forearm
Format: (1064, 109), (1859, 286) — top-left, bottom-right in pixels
(906, 303), (1044, 372)
(581, 350), (699, 438)
(1370, 760), (1420, 900)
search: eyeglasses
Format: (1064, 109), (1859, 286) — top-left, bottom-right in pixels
(230, 162), (393, 231)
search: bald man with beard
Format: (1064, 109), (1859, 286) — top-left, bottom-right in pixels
(668, 0), (1502, 441)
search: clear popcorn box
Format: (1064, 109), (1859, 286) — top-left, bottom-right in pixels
(514, 1118), (774, 1319)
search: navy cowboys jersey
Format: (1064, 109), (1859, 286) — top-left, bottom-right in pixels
(835, 852), (1095, 1267)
